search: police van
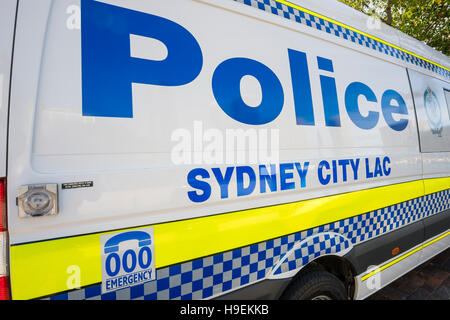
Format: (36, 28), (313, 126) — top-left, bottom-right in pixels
(0, 0), (449, 300)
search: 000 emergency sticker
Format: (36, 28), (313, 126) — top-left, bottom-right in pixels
(100, 228), (156, 293)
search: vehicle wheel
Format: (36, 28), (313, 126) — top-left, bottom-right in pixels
(281, 268), (348, 300)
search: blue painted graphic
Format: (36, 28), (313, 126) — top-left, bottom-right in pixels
(101, 229), (155, 293)
(212, 58), (284, 125)
(81, 0), (409, 132)
(289, 49), (315, 126)
(345, 82), (379, 130)
(318, 56), (341, 127)
(81, 0), (203, 118)
(187, 156), (391, 202)
(104, 231), (151, 254)
(382, 90), (409, 132)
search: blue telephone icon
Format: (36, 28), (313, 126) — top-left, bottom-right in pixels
(104, 231), (152, 254)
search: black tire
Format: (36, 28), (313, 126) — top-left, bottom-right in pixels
(281, 269), (348, 300)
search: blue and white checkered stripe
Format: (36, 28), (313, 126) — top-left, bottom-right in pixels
(329, 189), (450, 245)
(272, 232), (352, 276)
(46, 188), (449, 300)
(49, 230), (309, 300)
(232, 0), (450, 79)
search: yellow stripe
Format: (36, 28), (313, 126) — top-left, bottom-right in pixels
(10, 179), (428, 300)
(276, 0), (450, 72)
(424, 176), (450, 195)
(361, 231), (450, 281)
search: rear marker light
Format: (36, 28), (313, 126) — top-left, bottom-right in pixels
(0, 276), (9, 300)
(0, 231), (9, 300)
(0, 179), (10, 300)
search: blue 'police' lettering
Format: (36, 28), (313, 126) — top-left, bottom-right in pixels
(81, 0), (410, 135)
(345, 82), (379, 130)
(81, 0), (203, 118)
(212, 58), (284, 125)
(381, 90), (409, 131)
(289, 49), (315, 126)
(318, 57), (341, 127)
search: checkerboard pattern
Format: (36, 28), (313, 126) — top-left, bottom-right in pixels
(273, 233), (352, 275)
(46, 188), (449, 300)
(233, 0), (449, 79)
(327, 189), (450, 245)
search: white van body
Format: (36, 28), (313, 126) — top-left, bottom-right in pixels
(0, 0), (449, 300)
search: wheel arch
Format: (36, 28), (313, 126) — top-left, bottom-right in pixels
(268, 232), (358, 299)
(279, 254), (357, 299)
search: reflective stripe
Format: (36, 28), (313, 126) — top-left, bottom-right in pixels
(9, 178), (449, 300)
(361, 230), (450, 281)
(424, 177), (450, 195)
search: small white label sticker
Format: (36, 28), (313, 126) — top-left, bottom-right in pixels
(101, 227), (155, 293)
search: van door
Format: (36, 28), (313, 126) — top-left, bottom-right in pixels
(407, 68), (450, 262)
(7, 0), (205, 300)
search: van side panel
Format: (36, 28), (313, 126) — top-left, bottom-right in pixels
(407, 69), (450, 270)
(6, 0), (449, 300)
